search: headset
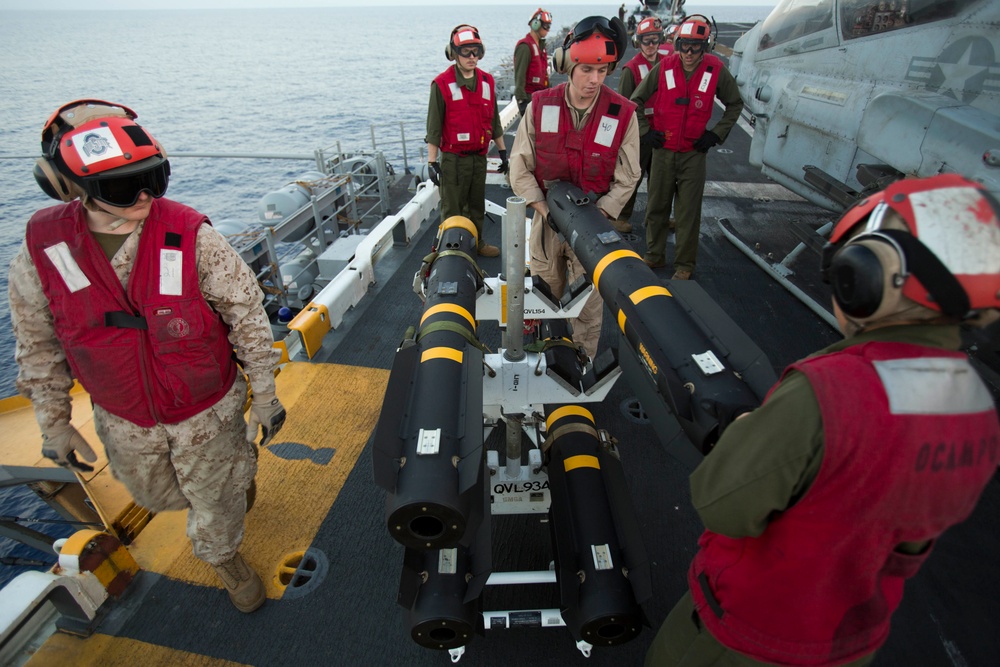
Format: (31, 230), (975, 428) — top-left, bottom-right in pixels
(445, 24), (485, 62)
(822, 208), (970, 321)
(529, 8), (552, 33)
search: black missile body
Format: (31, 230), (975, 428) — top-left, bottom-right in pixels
(545, 405), (651, 646)
(373, 216), (488, 550)
(546, 182), (777, 464)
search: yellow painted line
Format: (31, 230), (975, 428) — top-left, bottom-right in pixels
(132, 362), (389, 600)
(440, 215), (479, 243)
(421, 347), (464, 364)
(629, 285), (672, 304)
(564, 454), (600, 472)
(29, 633), (251, 667)
(593, 249), (642, 292)
(420, 303), (476, 331)
(546, 405), (594, 431)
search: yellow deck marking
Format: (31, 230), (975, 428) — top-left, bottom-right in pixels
(132, 361), (388, 599)
(28, 633), (251, 666)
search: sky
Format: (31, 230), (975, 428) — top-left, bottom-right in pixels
(0, 0), (772, 9)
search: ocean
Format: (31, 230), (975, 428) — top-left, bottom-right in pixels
(0, 3), (774, 586)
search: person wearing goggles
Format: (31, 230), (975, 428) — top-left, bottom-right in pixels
(615, 16), (670, 234)
(12, 99), (286, 614)
(628, 16), (743, 280)
(426, 24), (507, 258)
(514, 8), (554, 117)
(508, 15), (640, 361)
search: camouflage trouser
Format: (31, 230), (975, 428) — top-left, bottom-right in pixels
(644, 148), (707, 272)
(94, 375), (256, 566)
(528, 211), (603, 359)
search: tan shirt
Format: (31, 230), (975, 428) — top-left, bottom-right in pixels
(509, 84), (641, 220)
(9, 217), (279, 431)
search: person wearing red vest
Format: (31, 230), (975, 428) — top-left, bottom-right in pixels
(8, 100), (286, 614)
(616, 15), (669, 234)
(426, 24), (508, 258)
(645, 175), (1000, 666)
(509, 15), (640, 359)
(514, 8), (553, 118)
(629, 17), (743, 279)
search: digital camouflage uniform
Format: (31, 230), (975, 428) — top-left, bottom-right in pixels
(425, 66), (504, 250)
(9, 218), (279, 566)
(508, 90), (641, 359)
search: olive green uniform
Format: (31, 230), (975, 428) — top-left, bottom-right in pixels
(425, 66), (504, 250)
(617, 64), (655, 223)
(645, 324), (962, 666)
(630, 60), (743, 272)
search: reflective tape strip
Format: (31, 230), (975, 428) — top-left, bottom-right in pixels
(629, 285), (671, 305)
(593, 249), (642, 292)
(421, 347), (464, 364)
(564, 454), (600, 472)
(546, 405), (594, 431)
(420, 303), (476, 331)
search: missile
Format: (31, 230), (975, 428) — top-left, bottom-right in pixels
(372, 216), (488, 550)
(545, 182), (777, 464)
(545, 405), (651, 647)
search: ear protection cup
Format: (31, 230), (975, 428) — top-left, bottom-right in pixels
(530, 16), (542, 32)
(828, 238), (903, 319)
(446, 25), (484, 62)
(33, 157), (83, 202)
(551, 45), (571, 74)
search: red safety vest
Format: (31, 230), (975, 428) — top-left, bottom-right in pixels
(516, 34), (549, 94)
(690, 342), (1000, 666)
(650, 53), (722, 152)
(622, 52), (664, 127)
(25, 198), (238, 427)
(533, 83), (636, 196)
(434, 66), (497, 156)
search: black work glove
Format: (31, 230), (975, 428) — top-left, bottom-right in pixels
(693, 130), (721, 153)
(545, 213), (558, 233)
(428, 161), (442, 186)
(517, 99), (529, 118)
(640, 129), (665, 150)
(498, 149), (509, 175)
(705, 400), (755, 439)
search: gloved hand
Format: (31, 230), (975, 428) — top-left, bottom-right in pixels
(517, 99), (529, 118)
(246, 391), (286, 447)
(705, 400), (755, 439)
(41, 423), (97, 473)
(545, 213), (558, 233)
(428, 161), (442, 186)
(693, 130), (721, 153)
(640, 129), (665, 150)
(498, 149), (509, 175)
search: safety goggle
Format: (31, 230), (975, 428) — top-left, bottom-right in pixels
(567, 16), (618, 46)
(82, 158), (170, 207)
(540, 22), (551, 30)
(639, 35), (663, 46)
(457, 45), (484, 58)
(676, 40), (706, 54)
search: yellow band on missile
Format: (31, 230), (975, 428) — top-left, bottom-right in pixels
(618, 309), (628, 333)
(421, 347), (464, 364)
(546, 405), (594, 431)
(593, 249), (642, 292)
(420, 303), (477, 331)
(629, 285), (672, 304)
(440, 216), (479, 243)
(564, 454), (600, 472)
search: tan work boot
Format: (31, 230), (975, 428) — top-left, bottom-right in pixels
(643, 255), (666, 269)
(671, 270), (692, 280)
(477, 243), (500, 257)
(611, 218), (632, 233)
(213, 552), (265, 613)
